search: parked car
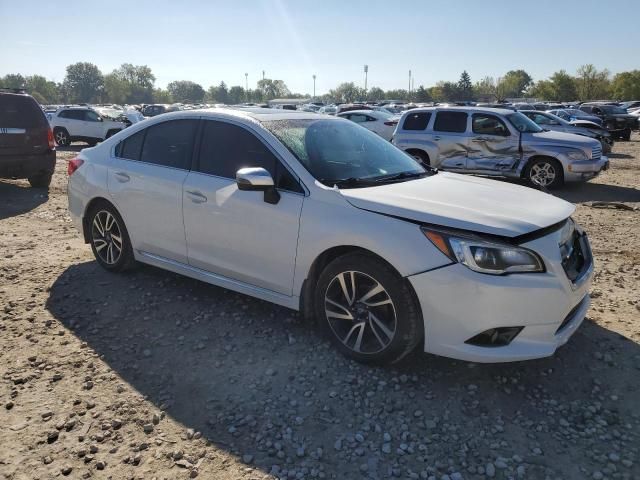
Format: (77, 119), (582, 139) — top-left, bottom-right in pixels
(619, 100), (640, 111)
(520, 110), (613, 154)
(318, 104), (338, 115)
(336, 104), (372, 114)
(392, 107), (608, 189)
(48, 106), (126, 146)
(141, 104), (183, 117)
(578, 103), (636, 140)
(68, 108), (593, 364)
(338, 109), (398, 141)
(0, 89), (56, 187)
(547, 108), (603, 126)
(94, 107), (144, 127)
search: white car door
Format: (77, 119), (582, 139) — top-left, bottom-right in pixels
(182, 119), (304, 295)
(83, 110), (105, 139)
(108, 119), (198, 263)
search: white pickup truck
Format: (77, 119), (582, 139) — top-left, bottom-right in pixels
(48, 106), (126, 146)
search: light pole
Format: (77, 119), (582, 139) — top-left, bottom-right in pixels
(245, 73), (248, 102)
(312, 74), (316, 99)
(262, 70), (265, 81)
(364, 65), (368, 96)
(408, 69), (412, 96)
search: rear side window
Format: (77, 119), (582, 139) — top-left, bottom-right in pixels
(433, 111), (468, 133)
(139, 119), (198, 169)
(403, 112), (431, 131)
(60, 110), (85, 120)
(0, 94), (47, 128)
(197, 120), (303, 193)
(116, 129), (145, 160)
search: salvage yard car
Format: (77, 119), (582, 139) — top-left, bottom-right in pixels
(578, 103), (636, 140)
(0, 88), (56, 187)
(392, 107), (608, 189)
(49, 106), (126, 146)
(67, 108), (594, 365)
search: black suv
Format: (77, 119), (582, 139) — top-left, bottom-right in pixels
(579, 103), (636, 140)
(0, 89), (56, 187)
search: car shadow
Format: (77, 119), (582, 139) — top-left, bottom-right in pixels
(554, 181), (640, 204)
(0, 179), (49, 220)
(46, 261), (640, 478)
(608, 153), (633, 159)
(56, 144), (86, 153)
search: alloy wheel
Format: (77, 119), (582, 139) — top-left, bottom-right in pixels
(55, 130), (68, 146)
(324, 271), (397, 354)
(530, 162), (556, 187)
(91, 210), (123, 265)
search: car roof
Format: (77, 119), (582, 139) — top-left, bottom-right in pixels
(338, 109), (377, 115)
(405, 106), (516, 116)
(196, 107), (331, 123)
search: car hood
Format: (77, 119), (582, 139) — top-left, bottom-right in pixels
(339, 172), (575, 238)
(525, 129), (597, 147)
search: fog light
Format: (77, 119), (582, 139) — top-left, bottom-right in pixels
(465, 327), (524, 347)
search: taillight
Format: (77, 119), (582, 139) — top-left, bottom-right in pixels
(384, 121), (398, 126)
(68, 157), (84, 176)
(47, 128), (55, 149)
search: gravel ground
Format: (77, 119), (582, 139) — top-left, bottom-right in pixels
(1, 136), (639, 480)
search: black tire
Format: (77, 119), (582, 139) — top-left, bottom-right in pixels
(87, 202), (136, 272)
(524, 157), (564, 189)
(87, 140), (98, 147)
(53, 128), (70, 147)
(406, 149), (430, 166)
(314, 253), (423, 365)
(601, 139), (612, 154)
(622, 129), (631, 141)
(28, 172), (52, 188)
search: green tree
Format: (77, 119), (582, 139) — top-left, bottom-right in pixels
(529, 80), (556, 100)
(103, 73), (131, 104)
(24, 75), (60, 103)
(63, 62), (104, 103)
(575, 64), (610, 101)
(610, 70), (640, 100)
(0, 73), (26, 89)
(111, 63), (155, 103)
(167, 80), (205, 103)
(457, 71), (473, 100)
(383, 88), (409, 101)
(496, 70), (533, 99)
(366, 86), (385, 101)
(548, 70), (577, 101)
(152, 88), (172, 103)
(228, 86), (245, 104)
(257, 79), (291, 100)
(473, 76), (497, 100)
(414, 85), (432, 103)
(328, 82), (365, 103)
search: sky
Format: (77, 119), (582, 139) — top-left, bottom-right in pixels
(1, 0), (638, 95)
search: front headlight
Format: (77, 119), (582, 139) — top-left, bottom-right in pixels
(422, 227), (545, 275)
(566, 150), (587, 161)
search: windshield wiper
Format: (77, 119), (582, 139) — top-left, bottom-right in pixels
(373, 170), (433, 183)
(321, 177), (380, 188)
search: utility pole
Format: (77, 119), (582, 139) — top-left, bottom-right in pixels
(312, 74), (316, 99)
(408, 69), (412, 96)
(245, 73), (248, 102)
(262, 70), (265, 81)
(364, 65), (368, 96)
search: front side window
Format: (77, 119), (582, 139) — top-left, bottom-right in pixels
(433, 111), (468, 133)
(263, 118), (426, 187)
(506, 112), (543, 133)
(138, 119), (198, 169)
(197, 121), (303, 193)
(472, 114), (509, 136)
(84, 110), (101, 122)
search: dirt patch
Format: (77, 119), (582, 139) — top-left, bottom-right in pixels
(1, 136), (639, 479)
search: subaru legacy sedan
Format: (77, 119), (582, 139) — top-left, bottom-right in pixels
(68, 109), (593, 364)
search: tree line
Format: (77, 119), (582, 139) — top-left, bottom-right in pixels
(1, 62), (639, 105)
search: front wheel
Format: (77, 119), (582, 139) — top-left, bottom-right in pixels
(314, 253), (423, 364)
(622, 129), (631, 141)
(524, 158), (564, 189)
(88, 203), (136, 272)
(28, 172), (52, 188)
(54, 128), (70, 146)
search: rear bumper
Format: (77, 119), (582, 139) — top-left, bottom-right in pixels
(0, 150), (56, 178)
(565, 156), (609, 182)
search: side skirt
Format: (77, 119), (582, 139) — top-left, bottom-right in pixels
(136, 250), (300, 310)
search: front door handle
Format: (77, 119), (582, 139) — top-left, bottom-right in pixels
(186, 190), (207, 203)
(433, 136), (441, 141)
(114, 172), (130, 182)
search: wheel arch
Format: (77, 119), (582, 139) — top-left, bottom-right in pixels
(299, 245), (415, 322)
(520, 155), (564, 180)
(82, 197), (121, 243)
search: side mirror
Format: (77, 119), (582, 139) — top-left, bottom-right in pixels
(236, 167), (280, 204)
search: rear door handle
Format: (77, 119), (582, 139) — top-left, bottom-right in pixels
(114, 172), (130, 182)
(433, 136), (441, 141)
(186, 190), (207, 203)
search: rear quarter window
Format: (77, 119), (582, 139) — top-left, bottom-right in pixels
(402, 112), (432, 131)
(0, 93), (47, 128)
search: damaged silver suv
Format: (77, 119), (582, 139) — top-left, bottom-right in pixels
(392, 107), (609, 188)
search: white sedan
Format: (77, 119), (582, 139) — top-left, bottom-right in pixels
(67, 108), (592, 364)
(338, 109), (398, 141)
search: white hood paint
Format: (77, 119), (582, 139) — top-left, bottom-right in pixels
(340, 172), (575, 237)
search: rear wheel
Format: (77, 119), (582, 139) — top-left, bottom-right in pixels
(28, 172), (52, 188)
(524, 157), (564, 189)
(406, 149), (430, 165)
(88, 203), (136, 272)
(53, 128), (70, 146)
(314, 253), (423, 364)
